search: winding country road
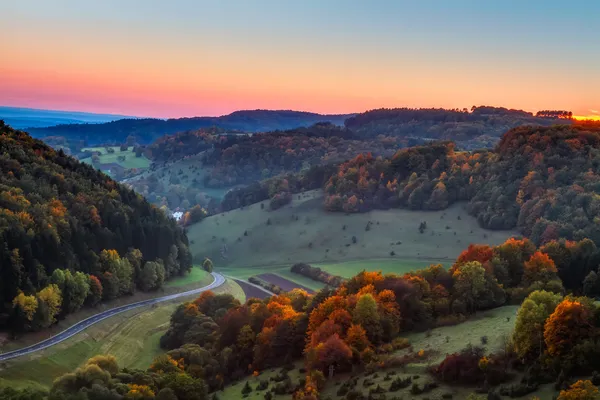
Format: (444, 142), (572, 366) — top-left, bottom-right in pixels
(0, 272), (226, 362)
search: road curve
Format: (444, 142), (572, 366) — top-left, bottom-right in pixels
(0, 272), (225, 362)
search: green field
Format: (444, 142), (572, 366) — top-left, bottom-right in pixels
(0, 278), (245, 390)
(313, 258), (451, 279)
(188, 191), (516, 276)
(165, 267), (211, 288)
(79, 146), (150, 170)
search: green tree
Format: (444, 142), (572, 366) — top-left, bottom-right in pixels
(37, 284), (62, 324)
(140, 261), (163, 291)
(512, 290), (562, 360)
(452, 261), (486, 313)
(202, 258), (214, 273)
(126, 248), (144, 286)
(353, 293), (381, 343)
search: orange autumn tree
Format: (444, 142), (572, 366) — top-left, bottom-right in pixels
(126, 384), (155, 399)
(346, 323), (371, 352)
(557, 380), (600, 400)
(523, 251), (558, 285)
(544, 298), (594, 358)
(453, 244), (494, 272)
(307, 333), (352, 373)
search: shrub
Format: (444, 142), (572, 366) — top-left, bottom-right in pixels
(431, 345), (485, 384)
(270, 191), (292, 210)
(389, 377), (412, 392)
(257, 380), (269, 391)
(242, 381), (252, 395)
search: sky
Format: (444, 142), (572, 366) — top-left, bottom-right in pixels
(1, 0), (599, 119)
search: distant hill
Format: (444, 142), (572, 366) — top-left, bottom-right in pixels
(344, 106), (570, 149)
(0, 106), (132, 129)
(25, 110), (354, 146)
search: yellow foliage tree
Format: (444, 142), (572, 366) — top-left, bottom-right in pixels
(38, 284), (62, 323)
(12, 292), (38, 321)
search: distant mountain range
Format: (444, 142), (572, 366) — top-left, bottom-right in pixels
(0, 106), (133, 129)
(23, 109), (355, 146)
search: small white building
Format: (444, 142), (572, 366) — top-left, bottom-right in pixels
(172, 211), (183, 221)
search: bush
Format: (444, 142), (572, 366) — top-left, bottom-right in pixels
(498, 383), (538, 397)
(242, 381), (252, 395)
(389, 376), (412, 392)
(257, 380), (269, 391)
(431, 345), (485, 385)
(270, 191), (292, 210)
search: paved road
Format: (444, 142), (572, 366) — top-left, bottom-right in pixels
(0, 272), (225, 362)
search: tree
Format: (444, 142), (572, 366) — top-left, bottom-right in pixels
(558, 380), (600, 400)
(523, 251), (557, 285)
(309, 333), (352, 373)
(512, 290), (562, 360)
(165, 245), (180, 278)
(12, 292), (38, 323)
(345, 323), (371, 352)
(101, 272), (120, 300)
(353, 293), (381, 344)
(87, 275), (103, 306)
(583, 271), (599, 297)
(50, 269), (66, 289)
(452, 262), (486, 313)
(140, 261), (162, 291)
(544, 298), (594, 358)
(62, 271), (90, 313)
(37, 284), (62, 324)
(126, 248), (144, 286)
(202, 258), (214, 273)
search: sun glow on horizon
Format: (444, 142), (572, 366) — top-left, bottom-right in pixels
(573, 115), (600, 122)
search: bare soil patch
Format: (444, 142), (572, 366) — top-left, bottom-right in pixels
(257, 273), (315, 293)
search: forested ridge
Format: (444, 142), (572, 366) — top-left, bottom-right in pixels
(322, 124), (600, 245)
(223, 123), (600, 252)
(344, 106), (568, 145)
(0, 121), (191, 332)
(26, 110), (353, 147)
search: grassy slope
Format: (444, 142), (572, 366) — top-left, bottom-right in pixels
(80, 146), (150, 169)
(164, 267), (211, 288)
(188, 190), (516, 279)
(0, 278), (245, 390)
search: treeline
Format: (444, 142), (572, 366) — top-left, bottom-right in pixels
(291, 262), (345, 287)
(248, 276), (283, 294)
(0, 121), (191, 332)
(33, 236), (599, 399)
(344, 106), (565, 141)
(320, 124), (600, 249)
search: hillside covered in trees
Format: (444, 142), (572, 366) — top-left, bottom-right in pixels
(26, 110), (353, 149)
(0, 121), (192, 333)
(344, 106), (569, 148)
(222, 123), (600, 252)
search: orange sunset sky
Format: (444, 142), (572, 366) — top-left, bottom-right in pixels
(1, 1), (598, 119)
